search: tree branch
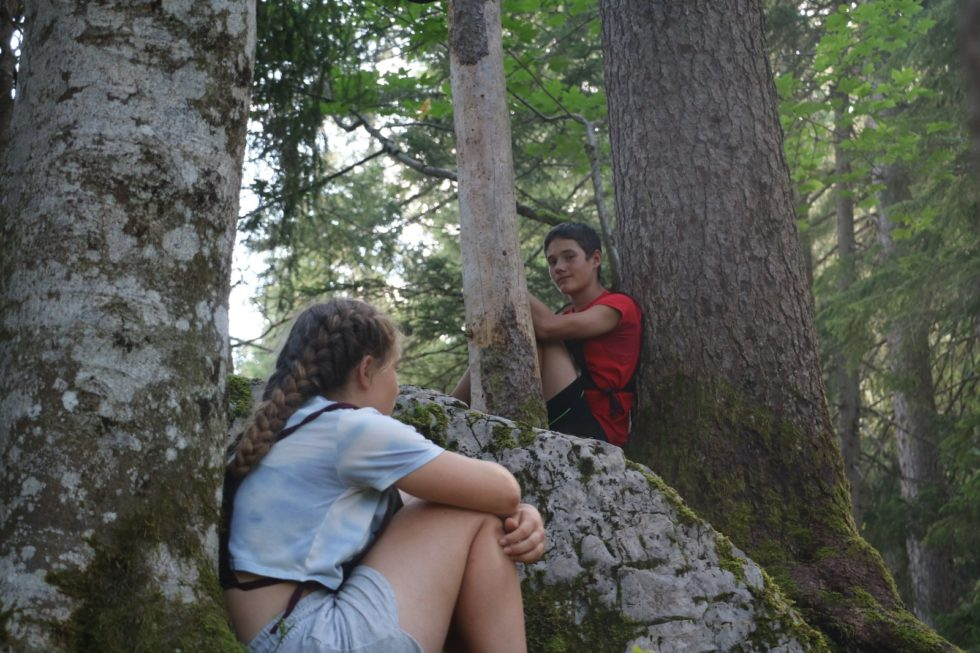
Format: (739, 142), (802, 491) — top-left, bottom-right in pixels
(348, 110), (563, 225)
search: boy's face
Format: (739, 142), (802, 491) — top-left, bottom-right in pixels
(545, 237), (600, 296)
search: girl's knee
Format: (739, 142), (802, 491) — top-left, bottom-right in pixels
(399, 500), (504, 536)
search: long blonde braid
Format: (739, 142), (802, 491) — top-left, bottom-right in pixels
(227, 298), (399, 477)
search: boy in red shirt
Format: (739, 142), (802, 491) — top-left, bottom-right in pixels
(528, 223), (641, 447)
(453, 223), (641, 447)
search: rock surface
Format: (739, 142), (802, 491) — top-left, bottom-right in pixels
(394, 387), (828, 653)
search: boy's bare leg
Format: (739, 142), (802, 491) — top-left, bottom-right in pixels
(455, 340), (577, 405)
(450, 367), (471, 405)
(537, 340), (578, 400)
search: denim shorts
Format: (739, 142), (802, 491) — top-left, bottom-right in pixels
(246, 566), (423, 653)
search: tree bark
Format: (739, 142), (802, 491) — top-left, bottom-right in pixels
(832, 92), (863, 527)
(0, 2), (254, 650)
(600, 1), (954, 649)
(877, 166), (959, 627)
(448, 0), (545, 425)
(578, 114), (621, 289)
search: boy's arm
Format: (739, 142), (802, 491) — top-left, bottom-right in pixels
(528, 292), (621, 341)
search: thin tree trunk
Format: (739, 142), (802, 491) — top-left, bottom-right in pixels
(832, 91), (863, 526)
(600, 1), (953, 649)
(877, 166), (958, 626)
(0, 2), (254, 650)
(448, 0), (545, 425)
(577, 114), (621, 289)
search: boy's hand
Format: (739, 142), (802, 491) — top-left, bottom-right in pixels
(500, 503), (546, 563)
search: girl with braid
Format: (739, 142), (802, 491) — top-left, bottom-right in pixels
(221, 298), (545, 653)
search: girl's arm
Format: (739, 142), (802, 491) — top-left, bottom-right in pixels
(395, 451), (521, 517)
(528, 292), (621, 341)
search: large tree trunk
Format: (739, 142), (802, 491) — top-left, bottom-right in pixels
(599, 1), (954, 650)
(0, 2), (254, 650)
(448, 0), (545, 425)
(877, 168), (959, 627)
(832, 92), (864, 526)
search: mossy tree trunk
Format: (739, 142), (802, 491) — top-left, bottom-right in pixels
(448, 0), (546, 426)
(599, 1), (955, 650)
(0, 1), (254, 650)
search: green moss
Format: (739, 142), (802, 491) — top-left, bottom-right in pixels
(516, 422), (538, 447)
(577, 453), (596, 483)
(226, 374), (254, 419)
(849, 588), (878, 610)
(515, 395), (548, 429)
(46, 465), (242, 652)
(714, 534), (747, 583)
(479, 340), (548, 429)
(625, 374), (853, 563)
(523, 577), (645, 653)
(396, 401), (454, 450)
(746, 567), (832, 651)
(873, 608), (956, 651)
(624, 374), (945, 650)
(488, 422), (519, 455)
(625, 460), (701, 526)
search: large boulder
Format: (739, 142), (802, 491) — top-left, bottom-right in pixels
(394, 387), (829, 653)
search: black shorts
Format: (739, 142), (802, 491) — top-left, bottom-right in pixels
(546, 377), (607, 442)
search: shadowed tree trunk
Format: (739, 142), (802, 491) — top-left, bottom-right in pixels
(0, 1), (254, 650)
(448, 0), (545, 425)
(832, 90), (863, 527)
(600, 1), (955, 650)
(877, 165), (959, 627)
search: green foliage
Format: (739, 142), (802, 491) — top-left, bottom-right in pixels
(770, 0), (979, 648)
(236, 0), (613, 390)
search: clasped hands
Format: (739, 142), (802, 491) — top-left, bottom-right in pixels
(499, 503), (546, 563)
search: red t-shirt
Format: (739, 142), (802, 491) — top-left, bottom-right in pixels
(563, 291), (642, 446)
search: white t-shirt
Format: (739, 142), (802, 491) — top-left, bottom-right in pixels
(228, 396), (444, 589)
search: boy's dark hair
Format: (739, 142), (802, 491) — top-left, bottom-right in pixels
(544, 222), (602, 258)
(544, 222), (603, 283)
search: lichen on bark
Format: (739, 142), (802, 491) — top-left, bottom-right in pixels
(449, 0), (490, 65)
(0, 1), (255, 649)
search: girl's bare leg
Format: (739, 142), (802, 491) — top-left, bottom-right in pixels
(360, 500), (527, 653)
